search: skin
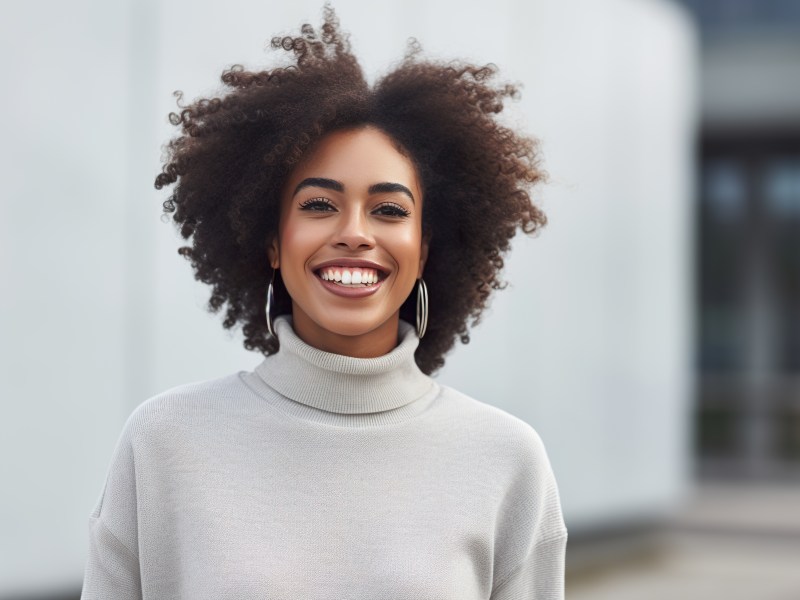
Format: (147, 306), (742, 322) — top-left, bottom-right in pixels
(268, 125), (429, 358)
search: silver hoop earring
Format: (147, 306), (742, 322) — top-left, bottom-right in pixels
(266, 270), (276, 337)
(416, 278), (428, 339)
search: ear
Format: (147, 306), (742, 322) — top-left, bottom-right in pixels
(267, 236), (280, 269)
(418, 231), (431, 278)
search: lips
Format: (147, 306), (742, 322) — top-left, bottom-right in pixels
(311, 259), (389, 298)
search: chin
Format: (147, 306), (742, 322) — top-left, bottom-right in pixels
(318, 313), (392, 338)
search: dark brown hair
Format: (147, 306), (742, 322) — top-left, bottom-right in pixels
(155, 6), (547, 375)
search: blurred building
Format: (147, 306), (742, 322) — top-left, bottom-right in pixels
(677, 0), (800, 481)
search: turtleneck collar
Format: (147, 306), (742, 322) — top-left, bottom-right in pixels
(251, 315), (435, 419)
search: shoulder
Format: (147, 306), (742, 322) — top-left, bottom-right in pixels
(435, 383), (551, 466)
(121, 371), (254, 443)
(432, 385), (560, 507)
(435, 384), (567, 551)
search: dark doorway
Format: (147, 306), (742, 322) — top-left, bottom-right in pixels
(697, 129), (800, 479)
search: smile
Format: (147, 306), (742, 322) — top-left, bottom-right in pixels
(313, 266), (388, 298)
(316, 267), (384, 286)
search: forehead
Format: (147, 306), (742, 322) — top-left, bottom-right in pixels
(284, 126), (421, 193)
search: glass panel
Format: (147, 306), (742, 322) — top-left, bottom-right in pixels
(775, 407), (800, 460)
(703, 159), (747, 221)
(700, 305), (747, 370)
(699, 159), (748, 371)
(697, 406), (741, 458)
(763, 157), (800, 372)
(764, 158), (800, 219)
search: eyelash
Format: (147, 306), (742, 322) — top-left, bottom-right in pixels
(298, 197), (335, 211)
(373, 202), (411, 218)
(298, 198), (411, 218)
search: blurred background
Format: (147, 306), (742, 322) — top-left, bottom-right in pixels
(1, 0), (798, 598)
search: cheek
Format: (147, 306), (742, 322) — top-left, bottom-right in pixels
(380, 228), (422, 272)
(278, 218), (316, 266)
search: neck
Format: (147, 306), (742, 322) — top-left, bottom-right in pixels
(290, 308), (401, 358)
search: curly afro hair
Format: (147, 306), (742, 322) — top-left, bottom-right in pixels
(154, 6), (547, 375)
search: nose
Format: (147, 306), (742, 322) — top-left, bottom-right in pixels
(333, 207), (375, 251)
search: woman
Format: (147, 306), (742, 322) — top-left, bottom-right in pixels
(81, 7), (567, 599)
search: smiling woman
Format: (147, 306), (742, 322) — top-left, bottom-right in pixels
(80, 6), (566, 600)
(149, 7), (548, 376)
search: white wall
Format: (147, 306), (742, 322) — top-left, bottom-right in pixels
(1, 2), (134, 595)
(0, 0), (696, 594)
(436, 0), (698, 530)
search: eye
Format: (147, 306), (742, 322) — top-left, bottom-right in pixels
(299, 197), (336, 212)
(372, 202), (411, 218)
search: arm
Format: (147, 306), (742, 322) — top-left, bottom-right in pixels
(490, 425), (567, 600)
(489, 533), (567, 600)
(81, 516), (143, 599)
(80, 420), (143, 600)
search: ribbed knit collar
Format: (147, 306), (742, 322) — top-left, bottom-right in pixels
(252, 316), (435, 418)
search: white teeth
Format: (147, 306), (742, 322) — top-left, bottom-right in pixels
(318, 267), (382, 286)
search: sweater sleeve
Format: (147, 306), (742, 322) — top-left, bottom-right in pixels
(81, 418), (143, 600)
(489, 534), (567, 600)
(489, 426), (568, 600)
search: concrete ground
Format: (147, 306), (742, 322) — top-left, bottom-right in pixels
(566, 482), (800, 600)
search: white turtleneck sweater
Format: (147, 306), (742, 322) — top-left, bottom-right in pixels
(80, 316), (567, 599)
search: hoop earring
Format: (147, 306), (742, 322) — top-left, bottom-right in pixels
(416, 278), (428, 339)
(265, 270), (276, 337)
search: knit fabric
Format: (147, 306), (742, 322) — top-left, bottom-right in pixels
(80, 316), (567, 599)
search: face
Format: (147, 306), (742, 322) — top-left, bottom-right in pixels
(268, 126), (428, 357)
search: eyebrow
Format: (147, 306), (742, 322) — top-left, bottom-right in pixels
(368, 182), (415, 203)
(293, 177), (343, 196)
(292, 177), (415, 203)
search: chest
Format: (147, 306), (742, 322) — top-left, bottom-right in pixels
(136, 429), (499, 599)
